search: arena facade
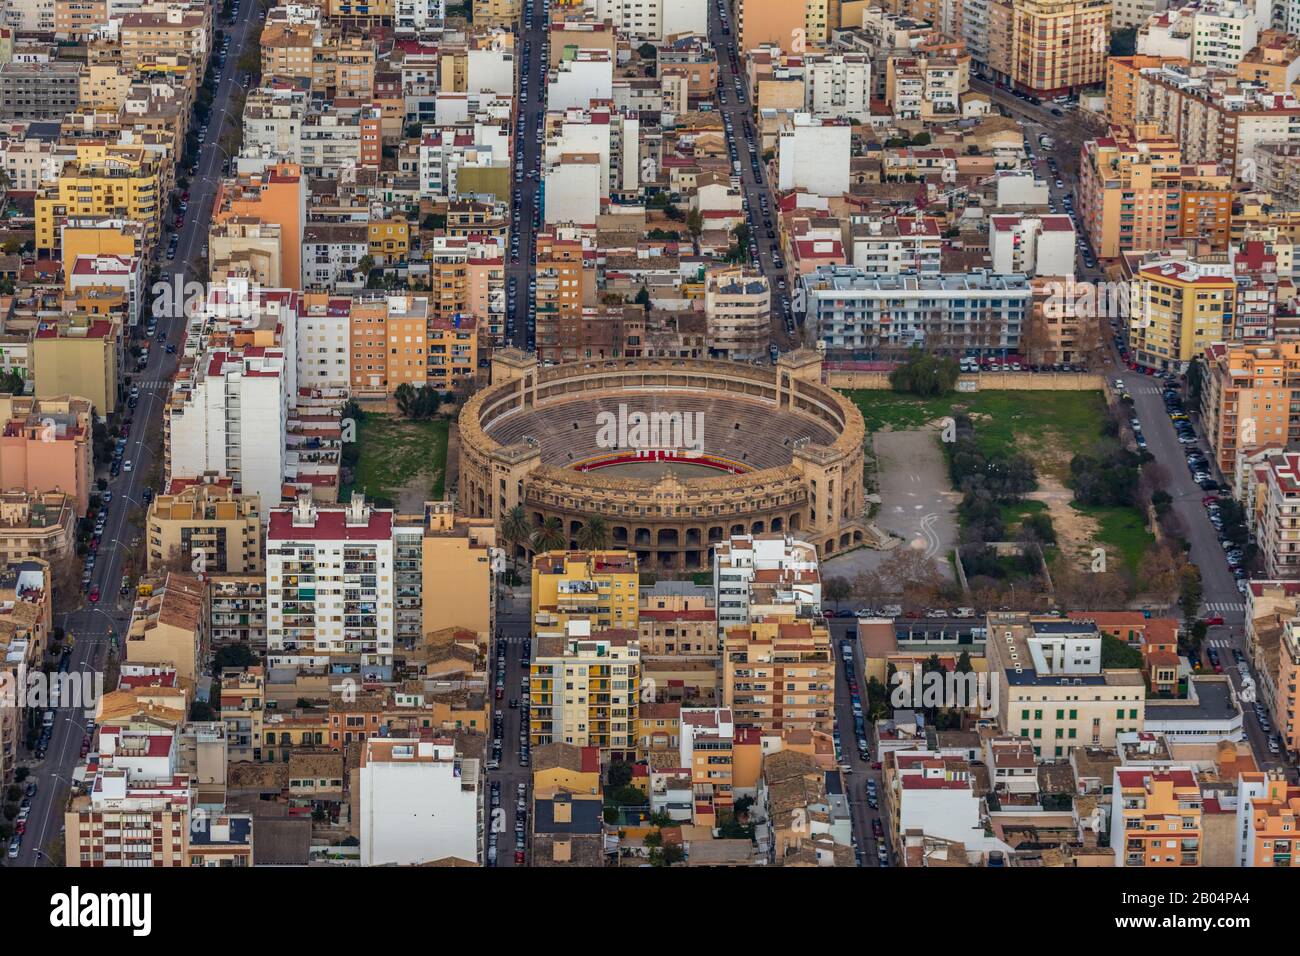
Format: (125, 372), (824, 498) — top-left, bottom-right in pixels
(458, 350), (868, 571)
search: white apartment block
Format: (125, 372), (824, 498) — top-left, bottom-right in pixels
(547, 107), (640, 199)
(417, 123), (509, 200)
(0, 136), (59, 192)
(298, 294), (350, 390)
(467, 47), (516, 96)
(805, 55), (872, 122)
(358, 738), (481, 866)
(593, 0), (707, 40)
(713, 533), (822, 630)
(300, 109), (362, 177)
(242, 88), (307, 164)
(777, 114), (850, 199)
(266, 494), (396, 669)
(394, 0), (445, 32)
(167, 348), (289, 520)
(548, 51), (614, 111)
(888, 751), (1013, 864)
(849, 216), (943, 274)
(1138, 0), (1262, 69)
(544, 155), (602, 226)
(2, 0), (54, 33)
(989, 214), (1076, 277)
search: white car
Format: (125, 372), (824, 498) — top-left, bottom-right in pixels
(123, 459), (133, 472)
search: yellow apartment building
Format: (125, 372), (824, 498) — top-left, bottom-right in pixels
(531, 550), (639, 637)
(146, 483), (264, 574)
(529, 623), (641, 760)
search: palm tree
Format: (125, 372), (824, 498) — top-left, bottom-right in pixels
(531, 516), (565, 555)
(576, 515), (610, 551)
(501, 505), (531, 568)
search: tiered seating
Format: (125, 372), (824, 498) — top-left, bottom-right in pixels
(484, 391), (837, 468)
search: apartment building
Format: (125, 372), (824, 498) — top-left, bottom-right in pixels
(1131, 64), (1300, 177)
(737, 0), (829, 52)
(0, 60), (83, 121)
(885, 53), (968, 122)
(166, 347), (289, 518)
(1201, 342), (1300, 479)
(1003, 0), (1112, 96)
(848, 217), (943, 275)
(146, 482), (264, 574)
(358, 737), (481, 866)
(1137, 0), (1259, 70)
(534, 233), (591, 363)
(219, 666), (265, 762)
(1077, 126), (1182, 260)
(800, 266), (1030, 356)
(119, 6), (211, 72)
(208, 574), (267, 651)
(722, 617), (833, 736)
(0, 490), (76, 565)
(1110, 767), (1203, 866)
(0, 394), (94, 516)
(679, 707), (736, 823)
(1260, 455), (1300, 580)
(35, 143), (162, 255)
(212, 164), (307, 293)
(985, 613), (1148, 755)
(1127, 256), (1234, 372)
(266, 494), (395, 670)
(416, 501), (498, 642)
(532, 550), (639, 637)
(714, 533), (821, 631)
(702, 266), (770, 362)
(1242, 769), (1300, 865)
(989, 214), (1076, 277)
(65, 769), (194, 866)
(883, 751), (1011, 865)
(777, 114), (851, 199)
(1105, 55), (1190, 128)
(638, 580), (718, 658)
(124, 572), (208, 689)
(529, 621), (641, 759)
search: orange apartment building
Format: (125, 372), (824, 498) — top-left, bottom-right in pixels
(1177, 164), (1233, 251)
(1004, 0), (1111, 97)
(212, 163), (306, 291)
(1106, 55), (1189, 128)
(1078, 125), (1182, 260)
(680, 707), (737, 825)
(1201, 342), (1300, 479)
(1111, 767), (1203, 866)
(535, 233), (591, 364)
(0, 394), (94, 515)
(722, 617), (834, 737)
(1245, 770), (1300, 866)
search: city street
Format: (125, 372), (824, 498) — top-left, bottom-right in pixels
(505, 0), (548, 351)
(11, 0), (261, 868)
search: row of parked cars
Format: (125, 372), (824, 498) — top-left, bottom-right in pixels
(486, 782), (528, 866)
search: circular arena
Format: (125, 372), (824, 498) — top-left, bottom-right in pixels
(458, 350), (867, 571)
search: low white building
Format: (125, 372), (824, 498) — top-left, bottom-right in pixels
(777, 114), (850, 199)
(713, 533), (821, 630)
(989, 214), (1076, 278)
(548, 51), (613, 111)
(359, 737), (481, 866)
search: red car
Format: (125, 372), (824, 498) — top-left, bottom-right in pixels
(88, 587), (100, 603)
(1205, 615), (1225, 627)
(514, 850), (525, 865)
(15, 820), (25, 835)
(182, 191), (190, 201)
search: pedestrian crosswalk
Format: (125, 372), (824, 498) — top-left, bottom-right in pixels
(1203, 601), (1245, 613)
(1206, 639), (1235, 649)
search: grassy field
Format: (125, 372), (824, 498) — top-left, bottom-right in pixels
(999, 499), (1048, 535)
(343, 415), (449, 507)
(1070, 503), (1154, 576)
(846, 389), (1113, 480)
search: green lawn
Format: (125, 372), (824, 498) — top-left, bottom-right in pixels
(845, 389), (1114, 480)
(1071, 503), (1154, 575)
(999, 499), (1048, 535)
(343, 415), (449, 507)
